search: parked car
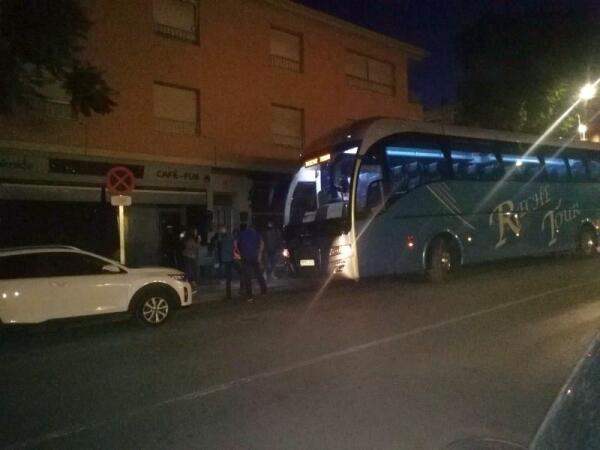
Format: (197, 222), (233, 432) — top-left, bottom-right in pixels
(445, 333), (600, 449)
(0, 246), (192, 327)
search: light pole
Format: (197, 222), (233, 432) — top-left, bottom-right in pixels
(577, 81), (598, 141)
(578, 115), (588, 141)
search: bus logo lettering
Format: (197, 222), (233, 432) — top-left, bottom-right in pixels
(542, 201), (581, 247)
(490, 200), (521, 249)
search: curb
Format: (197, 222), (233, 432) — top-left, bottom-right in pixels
(191, 279), (319, 304)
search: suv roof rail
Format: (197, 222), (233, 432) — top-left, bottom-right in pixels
(0, 245), (80, 253)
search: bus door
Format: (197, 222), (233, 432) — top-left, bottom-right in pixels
(354, 145), (389, 277)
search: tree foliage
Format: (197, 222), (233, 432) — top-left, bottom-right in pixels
(0, 0), (116, 117)
(456, 8), (600, 135)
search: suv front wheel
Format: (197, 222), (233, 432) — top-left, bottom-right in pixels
(132, 287), (176, 326)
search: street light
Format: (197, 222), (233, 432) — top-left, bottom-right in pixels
(579, 83), (597, 101)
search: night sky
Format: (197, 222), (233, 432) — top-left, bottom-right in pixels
(296, 0), (599, 108)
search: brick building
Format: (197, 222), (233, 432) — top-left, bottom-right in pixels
(0, 0), (425, 264)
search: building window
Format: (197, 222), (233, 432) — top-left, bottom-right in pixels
(272, 104), (303, 149)
(345, 51), (395, 95)
(270, 27), (302, 73)
(153, 0), (197, 43)
(27, 72), (73, 120)
(153, 83), (198, 135)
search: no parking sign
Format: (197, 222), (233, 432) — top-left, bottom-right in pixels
(106, 166), (136, 196)
(106, 166), (136, 265)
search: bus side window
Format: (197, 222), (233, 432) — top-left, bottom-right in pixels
(588, 157), (600, 182)
(568, 158), (587, 181)
(501, 153), (542, 182)
(450, 150), (500, 181)
(543, 157), (568, 182)
(385, 146), (447, 194)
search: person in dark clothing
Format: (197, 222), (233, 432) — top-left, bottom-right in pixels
(264, 221), (282, 280)
(237, 223), (267, 301)
(208, 232), (221, 278)
(216, 226), (236, 299)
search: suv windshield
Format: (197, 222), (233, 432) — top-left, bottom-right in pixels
(288, 144), (358, 226)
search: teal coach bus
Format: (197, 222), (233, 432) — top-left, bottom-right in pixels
(282, 119), (600, 282)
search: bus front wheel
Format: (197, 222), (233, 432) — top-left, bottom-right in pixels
(426, 237), (459, 283)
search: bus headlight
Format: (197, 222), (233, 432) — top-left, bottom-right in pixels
(330, 244), (352, 259)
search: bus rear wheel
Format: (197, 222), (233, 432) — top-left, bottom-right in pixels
(426, 237), (458, 283)
(578, 226), (597, 257)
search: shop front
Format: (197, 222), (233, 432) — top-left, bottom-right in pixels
(0, 148), (237, 267)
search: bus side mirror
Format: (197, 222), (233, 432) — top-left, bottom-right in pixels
(366, 180), (385, 211)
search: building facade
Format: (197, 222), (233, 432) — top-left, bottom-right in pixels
(0, 0), (424, 265)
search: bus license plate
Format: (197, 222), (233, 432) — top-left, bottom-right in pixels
(300, 259), (315, 267)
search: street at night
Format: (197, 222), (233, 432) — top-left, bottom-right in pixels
(2, 256), (600, 449)
(2, 0), (600, 449)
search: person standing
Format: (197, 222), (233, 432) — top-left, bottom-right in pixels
(196, 235), (214, 285)
(216, 226), (236, 300)
(237, 223), (267, 301)
(264, 221), (282, 280)
(182, 227), (198, 287)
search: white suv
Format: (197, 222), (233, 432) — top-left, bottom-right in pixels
(0, 246), (192, 326)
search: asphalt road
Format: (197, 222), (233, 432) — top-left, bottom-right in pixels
(2, 256), (600, 450)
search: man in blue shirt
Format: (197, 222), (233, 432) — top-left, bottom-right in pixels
(237, 223), (267, 301)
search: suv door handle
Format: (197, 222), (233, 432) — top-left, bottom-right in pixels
(52, 281), (68, 287)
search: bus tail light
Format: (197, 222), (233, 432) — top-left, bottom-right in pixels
(406, 235), (416, 250)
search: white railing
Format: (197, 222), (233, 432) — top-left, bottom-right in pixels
(270, 55), (301, 73)
(272, 133), (302, 149)
(346, 75), (394, 96)
(155, 117), (197, 135)
(29, 97), (73, 120)
(154, 22), (197, 43)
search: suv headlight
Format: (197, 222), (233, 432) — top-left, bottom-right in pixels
(168, 273), (187, 282)
(330, 244), (352, 258)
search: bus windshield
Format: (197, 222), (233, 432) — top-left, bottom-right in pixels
(287, 144), (358, 226)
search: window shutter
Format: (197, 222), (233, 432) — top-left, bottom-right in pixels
(345, 51), (395, 95)
(270, 29), (301, 62)
(272, 105), (303, 148)
(368, 59), (394, 87)
(153, 83), (197, 134)
(153, 0), (195, 31)
(345, 52), (368, 79)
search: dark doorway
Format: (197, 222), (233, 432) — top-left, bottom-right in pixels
(159, 210), (182, 269)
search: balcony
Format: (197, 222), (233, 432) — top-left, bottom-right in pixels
(346, 75), (394, 96)
(155, 117), (198, 135)
(272, 133), (302, 150)
(154, 22), (197, 43)
(270, 54), (301, 73)
(29, 97), (74, 121)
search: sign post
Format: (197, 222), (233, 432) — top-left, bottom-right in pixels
(106, 166), (136, 265)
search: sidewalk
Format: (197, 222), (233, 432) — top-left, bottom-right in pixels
(191, 276), (320, 304)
